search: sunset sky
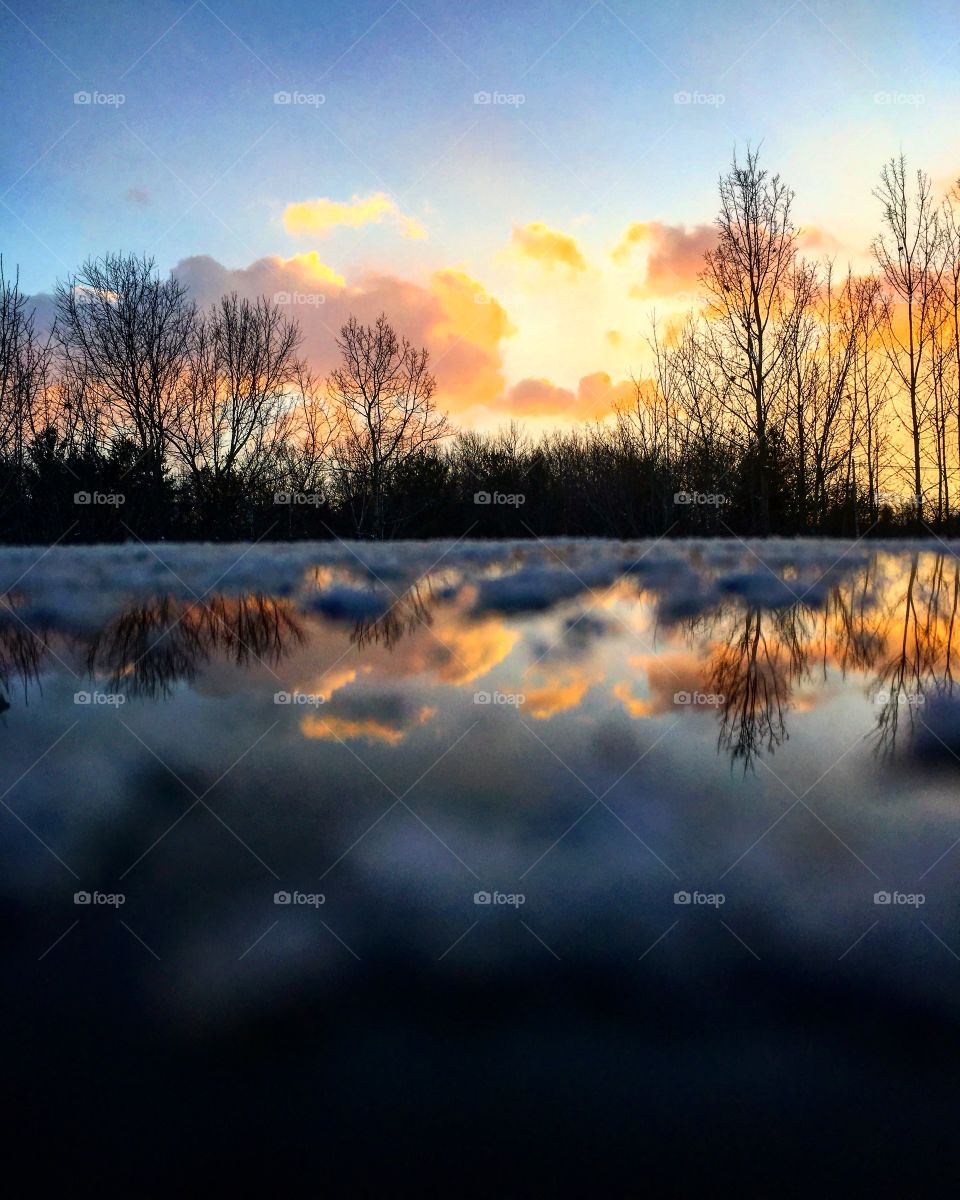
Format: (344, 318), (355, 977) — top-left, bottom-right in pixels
(2, 0), (959, 427)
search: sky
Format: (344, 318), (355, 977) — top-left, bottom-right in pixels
(2, 0), (959, 428)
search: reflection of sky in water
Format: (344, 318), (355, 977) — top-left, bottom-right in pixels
(5, 540), (960, 1185)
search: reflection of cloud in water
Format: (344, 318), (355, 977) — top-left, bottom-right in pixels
(524, 663), (604, 719)
(3, 542), (960, 764)
(6, 541), (960, 1189)
(529, 613), (615, 663)
(310, 584), (393, 622)
(301, 692), (437, 745)
(612, 680), (655, 719)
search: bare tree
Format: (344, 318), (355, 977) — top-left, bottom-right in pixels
(328, 313), (448, 537)
(172, 293), (303, 500)
(0, 260), (52, 533)
(783, 256), (820, 527)
(845, 275), (893, 524)
(872, 155), (946, 521)
(700, 146), (799, 531)
(278, 362), (339, 498)
(928, 287), (953, 521)
(939, 182), (960, 508)
(0, 262), (51, 461)
(808, 263), (863, 526)
(54, 253), (195, 511)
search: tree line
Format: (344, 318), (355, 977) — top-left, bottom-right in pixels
(3, 146), (960, 543)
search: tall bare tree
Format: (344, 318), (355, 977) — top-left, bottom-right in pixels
(279, 362), (339, 499)
(172, 293), (303, 501)
(940, 183), (960, 503)
(700, 146), (799, 531)
(54, 253), (195, 511)
(0, 259), (51, 483)
(872, 155), (946, 521)
(328, 313), (448, 537)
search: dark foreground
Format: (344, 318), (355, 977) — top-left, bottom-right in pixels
(3, 538), (960, 1191)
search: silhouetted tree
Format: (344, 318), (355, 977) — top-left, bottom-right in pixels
(700, 146), (799, 531)
(171, 292), (303, 532)
(55, 253), (195, 530)
(873, 156), (946, 521)
(0, 259), (51, 537)
(328, 314), (448, 537)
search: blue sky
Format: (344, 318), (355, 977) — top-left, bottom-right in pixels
(2, 0), (959, 421)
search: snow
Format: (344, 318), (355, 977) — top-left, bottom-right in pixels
(0, 537), (951, 630)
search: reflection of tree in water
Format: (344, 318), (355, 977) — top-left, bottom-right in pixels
(704, 608), (795, 768)
(0, 594), (48, 712)
(2, 575), (443, 711)
(86, 594), (304, 698)
(683, 552), (960, 764)
(685, 600), (821, 768)
(869, 553), (960, 754)
(351, 582), (434, 651)
(1, 591), (304, 708)
(4, 550), (960, 765)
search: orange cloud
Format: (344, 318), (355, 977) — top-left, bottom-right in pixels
(429, 267), (516, 411)
(797, 225), (845, 255)
(614, 221), (716, 298)
(612, 680), (655, 718)
(508, 222), (587, 273)
(173, 255), (512, 416)
(283, 192), (426, 240)
(430, 617), (519, 684)
(504, 377), (576, 417)
(296, 664), (359, 701)
(576, 372), (635, 417)
(525, 671), (599, 719)
(300, 705), (436, 745)
(619, 652), (720, 717)
(277, 250), (346, 288)
(497, 371), (634, 422)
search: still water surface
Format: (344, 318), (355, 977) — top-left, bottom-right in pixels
(3, 538), (960, 1187)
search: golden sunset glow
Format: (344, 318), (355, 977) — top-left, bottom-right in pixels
(283, 192), (427, 240)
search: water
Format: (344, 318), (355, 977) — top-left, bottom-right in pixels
(3, 538), (960, 1188)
